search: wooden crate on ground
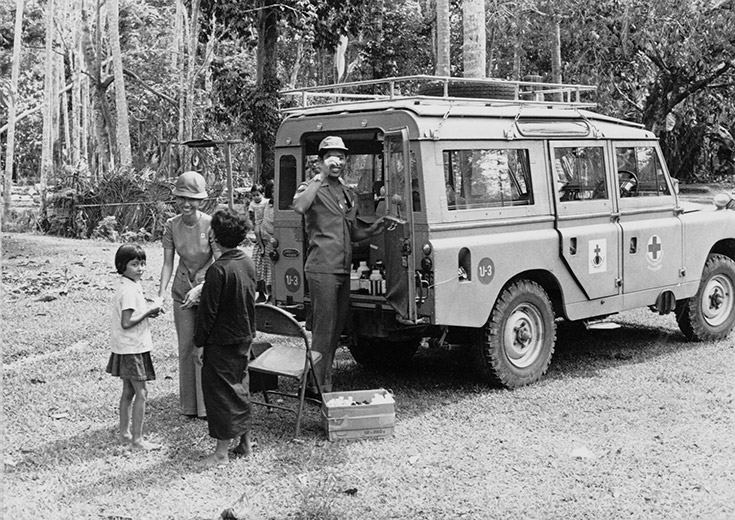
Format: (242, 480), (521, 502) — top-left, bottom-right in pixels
(321, 388), (395, 441)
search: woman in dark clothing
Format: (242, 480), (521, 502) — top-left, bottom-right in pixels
(194, 208), (256, 467)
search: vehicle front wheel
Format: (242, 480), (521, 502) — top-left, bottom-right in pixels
(676, 254), (735, 341)
(474, 280), (556, 388)
(348, 336), (420, 371)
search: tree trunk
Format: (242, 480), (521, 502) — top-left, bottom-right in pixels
(108, 0), (133, 168)
(204, 15), (216, 100)
(288, 38), (304, 88)
(80, 37), (89, 171)
(512, 13), (523, 80)
(487, 27), (496, 78)
(177, 0), (188, 170)
(59, 51), (71, 166)
(367, 0), (384, 78)
(550, 18), (562, 101)
(255, 0), (278, 183)
(172, 0), (184, 71)
(40, 0), (56, 192)
(71, 29), (82, 168)
(463, 0), (486, 78)
(81, 23), (113, 174)
(435, 0), (450, 76)
(185, 0), (201, 145)
(4, 0), (24, 216)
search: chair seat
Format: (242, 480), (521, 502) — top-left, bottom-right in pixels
(250, 345), (322, 379)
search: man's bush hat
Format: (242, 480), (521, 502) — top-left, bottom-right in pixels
(173, 171), (208, 199)
(318, 136), (349, 154)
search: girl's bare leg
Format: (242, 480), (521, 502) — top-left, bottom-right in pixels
(119, 379), (135, 444)
(130, 380), (161, 450)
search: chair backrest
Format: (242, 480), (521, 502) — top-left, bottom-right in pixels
(255, 304), (310, 346)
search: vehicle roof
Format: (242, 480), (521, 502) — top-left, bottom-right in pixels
(278, 76), (656, 143)
(279, 99), (656, 143)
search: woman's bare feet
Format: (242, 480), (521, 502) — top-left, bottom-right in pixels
(233, 432), (253, 457)
(131, 439), (162, 450)
(197, 453), (229, 468)
(232, 441), (251, 457)
(118, 433), (133, 445)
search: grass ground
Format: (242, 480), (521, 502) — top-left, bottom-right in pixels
(2, 232), (735, 519)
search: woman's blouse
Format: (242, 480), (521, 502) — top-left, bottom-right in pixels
(162, 213), (214, 283)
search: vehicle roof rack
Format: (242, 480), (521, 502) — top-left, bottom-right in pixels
(280, 75), (597, 113)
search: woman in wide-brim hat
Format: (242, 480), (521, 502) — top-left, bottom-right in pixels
(157, 171), (220, 419)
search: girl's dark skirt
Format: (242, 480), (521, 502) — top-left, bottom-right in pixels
(106, 352), (156, 381)
(201, 342), (252, 440)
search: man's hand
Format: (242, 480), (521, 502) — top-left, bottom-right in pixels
(368, 216), (387, 236)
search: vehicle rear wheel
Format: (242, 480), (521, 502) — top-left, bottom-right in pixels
(348, 336), (420, 370)
(474, 280), (556, 388)
(676, 254), (735, 341)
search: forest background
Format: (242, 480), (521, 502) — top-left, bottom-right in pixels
(1, 0), (735, 238)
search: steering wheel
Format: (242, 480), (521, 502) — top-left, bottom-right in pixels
(618, 170), (639, 197)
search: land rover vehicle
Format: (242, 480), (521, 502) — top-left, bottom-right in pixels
(268, 75), (735, 388)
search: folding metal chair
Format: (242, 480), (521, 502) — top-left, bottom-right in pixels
(249, 303), (323, 437)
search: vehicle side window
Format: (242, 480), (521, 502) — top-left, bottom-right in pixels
(443, 149), (533, 210)
(615, 146), (670, 197)
(553, 146), (607, 201)
(278, 155), (297, 210)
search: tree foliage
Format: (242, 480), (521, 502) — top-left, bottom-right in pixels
(3, 0), (735, 214)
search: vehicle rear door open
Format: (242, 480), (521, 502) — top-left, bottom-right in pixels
(383, 129), (417, 323)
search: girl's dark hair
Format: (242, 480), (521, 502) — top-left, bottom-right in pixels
(264, 179), (274, 200)
(115, 243), (146, 274)
(250, 184), (263, 194)
(211, 208), (250, 248)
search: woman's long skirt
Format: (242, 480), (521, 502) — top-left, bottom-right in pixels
(201, 342), (252, 440)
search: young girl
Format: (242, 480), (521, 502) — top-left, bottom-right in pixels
(107, 243), (163, 450)
(248, 184), (272, 303)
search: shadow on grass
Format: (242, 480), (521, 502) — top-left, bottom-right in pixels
(547, 317), (699, 380)
(7, 388), (350, 511)
(325, 314), (708, 419)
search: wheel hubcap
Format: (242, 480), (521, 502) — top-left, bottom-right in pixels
(503, 303), (544, 368)
(701, 274), (734, 327)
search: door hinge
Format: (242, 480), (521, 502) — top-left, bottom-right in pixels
(615, 278), (623, 287)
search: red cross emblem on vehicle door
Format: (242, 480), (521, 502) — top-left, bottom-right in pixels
(646, 235), (663, 270)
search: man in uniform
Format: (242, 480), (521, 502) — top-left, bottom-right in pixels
(292, 136), (385, 394)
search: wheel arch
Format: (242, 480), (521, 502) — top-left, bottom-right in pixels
(501, 269), (564, 320)
(709, 239), (735, 263)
